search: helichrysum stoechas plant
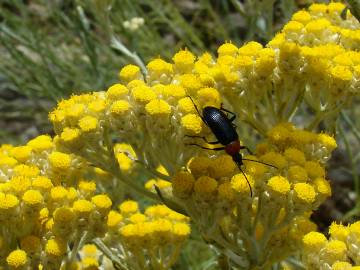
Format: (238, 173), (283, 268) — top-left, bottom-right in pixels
(48, 2), (359, 186)
(0, 136), (112, 269)
(3, 1), (360, 269)
(302, 221), (360, 270)
(103, 201), (190, 270)
(170, 123), (335, 269)
(0, 138), (189, 269)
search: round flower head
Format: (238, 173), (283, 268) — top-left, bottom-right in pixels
(231, 173), (254, 195)
(119, 64), (142, 82)
(172, 171), (195, 198)
(6, 249), (27, 268)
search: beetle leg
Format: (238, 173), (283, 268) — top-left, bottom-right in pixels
(184, 135), (220, 145)
(185, 143), (225, 151)
(220, 104), (237, 122)
(240, 145), (253, 155)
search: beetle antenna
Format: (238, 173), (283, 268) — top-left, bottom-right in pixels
(242, 158), (278, 169)
(237, 163), (253, 197)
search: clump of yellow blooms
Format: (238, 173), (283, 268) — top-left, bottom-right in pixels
(102, 201), (190, 270)
(0, 136), (114, 269)
(0, 136), (189, 269)
(171, 123), (335, 268)
(302, 221), (360, 269)
(1, 1), (359, 269)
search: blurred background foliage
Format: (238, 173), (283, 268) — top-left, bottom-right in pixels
(1, 0), (360, 269)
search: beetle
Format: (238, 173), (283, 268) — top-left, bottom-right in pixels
(185, 96), (276, 197)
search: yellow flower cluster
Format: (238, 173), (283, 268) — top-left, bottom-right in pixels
(171, 123), (336, 268)
(47, 2), (356, 209)
(0, 136), (113, 269)
(102, 201), (190, 270)
(48, 81), (218, 185)
(266, 2), (360, 130)
(33, 2), (355, 269)
(302, 221), (360, 269)
(57, 200), (190, 270)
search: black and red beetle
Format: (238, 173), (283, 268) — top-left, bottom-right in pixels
(186, 96), (276, 196)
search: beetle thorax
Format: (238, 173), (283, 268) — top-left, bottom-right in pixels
(225, 140), (241, 156)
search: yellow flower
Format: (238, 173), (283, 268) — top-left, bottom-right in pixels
(10, 146), (32, 162)
(132, 85), (157, 103)
(332, 261), (352, 270)
(313, 177), (331, 197)
(238, 41), (263, 56)
(291, 10), (312, 24)
(60, 128), (82, 144)
(173, 223), (191, 240)
(119, 64), (142, 82)
(267, 176), (290, 195)
(305, 18), (331, 34)
(231, 173), (253, 194)
(6, 249), (27, 268)
(329, 222), (349, 242)
(53, 206), (75, 224)
(210, 155), (235, 178)
(22, 190), (44, 206)
(181, 114), (202, 134)
(178, 97), (196, 113)
(194, 176), (218, 198)
(260, 151), (287, 169)
(0, 193), (19, 210)
(50, 186), (68, 201)
(110, 100), (131, 115)
(88, 99), (106, 113)
(317, 133), (337, 152)
(218, 181), (235, 201)
(106, 84), (129, 100)
(32, 176), (53, 191)
(145, 99), (171, 115)
(287, 165), (308, 183)
(107, 210), (123, 229)
(119, 200), (139, 215)
(218, 42), (238, 57)
(147, 58), (173, 79)
(130, 213), (147, 223)
(49, 151), (72, 171)
(303, 231), (327, 251)
(81, 257), (99, 269)
(293, 183), (316, 204)
(27, 135), (53, 152)
(304, 161), (325, 179)
(321, 240), (347, 264)
(172, 171), (195, 198)
(330, 65), (353, 81)
(283, 148), (306, 165)
(91, 194), (112, 211)
(45, 238), (67, 257)
(9, 176), (31, 194)
(73, 199), (94, 214)
(197, 87), (220, 107)
(78, 116), (98, 133)
(173, 49), (196, 72)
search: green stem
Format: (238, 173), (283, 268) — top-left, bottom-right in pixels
(339, 123), (360, 203)
(111, 36), (147, 75)
(93, 238), (129, 270)
(285, 88), (305, 121)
